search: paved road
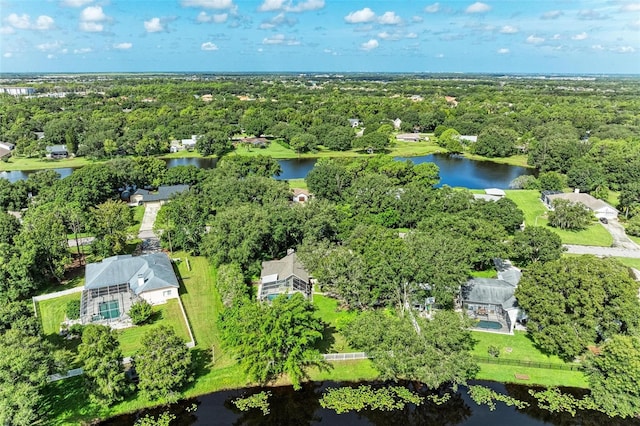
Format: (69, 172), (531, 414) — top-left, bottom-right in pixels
(564, 245), (640, 258)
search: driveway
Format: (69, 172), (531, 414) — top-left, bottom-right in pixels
(600, 219), (640, 250)
(138, 202), (161, 252)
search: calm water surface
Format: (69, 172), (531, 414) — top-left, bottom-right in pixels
(1, 154), (535, 189)
(100, 380), (640, 426)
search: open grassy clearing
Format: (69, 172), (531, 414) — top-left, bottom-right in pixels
(286, 178), (307, 189)
(505, 189), (613, 247)
(37, 292), (81, 336)
(471, 331), (588, 388)
(0, 156), (95, 171)
(462, 153), (531, 168)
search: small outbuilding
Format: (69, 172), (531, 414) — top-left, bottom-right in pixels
(292, 188), (310, 203)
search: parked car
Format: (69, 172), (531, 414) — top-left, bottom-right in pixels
(599, 217), (608, 224)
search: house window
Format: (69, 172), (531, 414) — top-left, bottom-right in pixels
(163, 290), (172, 297)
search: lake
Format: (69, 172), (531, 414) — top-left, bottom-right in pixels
(100, 380), (639, 426)
(0, 154), (535, 189)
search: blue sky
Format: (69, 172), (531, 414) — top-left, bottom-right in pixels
(1, 0), (639, 74)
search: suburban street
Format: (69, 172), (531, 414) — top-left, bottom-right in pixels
(563, 245), (640, 258)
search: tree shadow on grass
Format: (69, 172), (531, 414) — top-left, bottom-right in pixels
(315, 325), (337, 353)
(182, 348), (213, 393)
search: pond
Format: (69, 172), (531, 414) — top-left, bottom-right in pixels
(0, 154), (535, 189)
(100, 380), (640, 426)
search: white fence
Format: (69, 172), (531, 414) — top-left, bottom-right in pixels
(322, 352), (369, 361)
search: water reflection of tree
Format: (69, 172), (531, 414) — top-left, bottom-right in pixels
(504, 384), (640, 426)
(226, 383), (322, 426)
(356, 386), (472, 426)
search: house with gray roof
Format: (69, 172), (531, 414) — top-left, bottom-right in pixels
(542, 190), (618, 220)
(45, 144), (68, 159)
(130, 185), (189, 205)
(460, 258), (523, 334)
(258, 250), (311, 302)
(80, 253), (179, 325)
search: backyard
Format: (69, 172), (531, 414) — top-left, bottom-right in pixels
(471, 331), (588, 388)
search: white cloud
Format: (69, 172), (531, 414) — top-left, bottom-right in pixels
(287, 0), (324, 12)
(113, 42), (132, 50)
(436, 53), (444, 58)
(258, 0), (324, 12)
(80, 6), (106, 22)
(591, 44), (604, 51)
(411, 16), (423, 23)
(73, 47), (92, 54)
(3, 52), (13, 58)
(552, 34), (561, 40)
(197, 12), (228, 23)
(259, 0), (286, 11)
(79, 22), (103, 32)
(541, 10), (562, 20)
(611, 46), (635, 53)
(262, 34), (299, 45)
(201, 42), (219, 50)
(0, 26), (15, 35)
(144, 17), (165, 33)
(578, 9), (606, 20)
(378, 31), (399, 40)
(526, 35), (544, 44)
(500, 25), (518, 34)
(182, 0), (234, 9)
(360, 39), (379, 51)
(6, 13), (31, 29)
(406, 32), (417, 38)
(79, 6), (108, 32)
(465, 2), (491, 14)
(497, 48), (509, 54)
(630, 18), (640, 29)
(621, 3), (640, 11)
(37, 41), (63, 51)
(572, 32), (587, 40)
(425, 3), (440, 13)
(47, 54), (55, 59)
(259, 13), (297, 29)
(345, 7), (376, 24)
(378, 11), (401, 25)
(34, 16), (55, 30)
(60, 0), (93, 7)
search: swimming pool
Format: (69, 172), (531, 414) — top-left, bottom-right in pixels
(476, 320), (503, 330)
(98, 300), (120, 320)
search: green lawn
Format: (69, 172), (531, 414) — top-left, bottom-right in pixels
(615, 257), (640, 270)
(287, 178), (307, 190)
(126, 205), (145, 235)
(505, 189), (613, 246)
(313, 294), (358, 353)
(0, 156), (95, 171)
(471, 331), (588, 388)
(462, 153), (531, 168)
(117, 300), (191, 357)
(37, 292), (82, 336)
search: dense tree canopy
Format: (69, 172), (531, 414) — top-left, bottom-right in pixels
(515, 256), (640, 361)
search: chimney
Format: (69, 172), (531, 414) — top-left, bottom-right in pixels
(137, 274), (144, 287)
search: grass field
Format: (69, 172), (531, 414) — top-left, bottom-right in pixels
(471, 331), (588, 388)
(462, 153), (531, 168)
(286, 178), (308, 190)
(505, 189), (613, 246)
(313, 294), (358, 353)
(37, 292), (82, 336)
(615, 257), (640, 270)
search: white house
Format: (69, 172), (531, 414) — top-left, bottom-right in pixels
(292, 188), (311, 203)
(80, 253), (180, 325)
(542, 190), (618, 220)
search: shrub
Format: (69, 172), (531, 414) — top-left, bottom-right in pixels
(66, 299), (81, 320)
(69, 324), (84, 337)
(487, 345), (500, 358)
(129, 300), (153, 325)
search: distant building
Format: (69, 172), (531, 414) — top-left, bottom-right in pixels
(473, 188), (507, 202)
(45, 145), (68, 159)
(458, 135), (478, 143)
(396, 133), (421, 142)
(0, 87), (35, 96)
(542, 190), (618, 220)
(292, 188), (310, 203)
(0, 142), (15, 159)
(258, 250), (312, 302)
(130, 185), (189, 205)
(392, 118), (402, 130)
(170, 135), (199, 152)
(348, 118), (361, 128)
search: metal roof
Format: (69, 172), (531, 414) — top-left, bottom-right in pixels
(85, 253), (179, 295)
